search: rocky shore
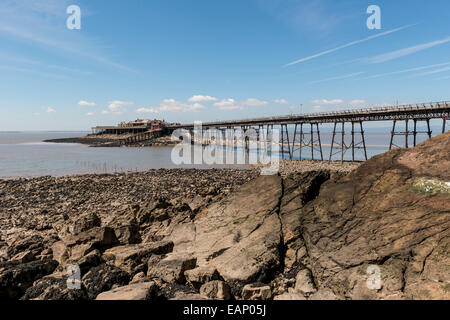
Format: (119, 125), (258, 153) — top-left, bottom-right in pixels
(1, 133), (449, 300)
(44, 134), (178, 147)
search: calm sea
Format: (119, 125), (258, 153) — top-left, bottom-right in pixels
(0, 127), (441, 179)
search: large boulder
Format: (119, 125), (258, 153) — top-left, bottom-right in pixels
(168, 175), (284, 284)
(20, 273), (89, 300)
(200, 280), (232, 300)
(96, 282), (157, 300)
(81, 264), (131, 299)
(185, 266), (221, 289)
(71, 212), (101, 235)
(148, 255), (197, 284)
(0, 260), (58, 299)
(103, 240), (174, 273)
(61, 227), (118, 262)
(300, 132), (450, 300)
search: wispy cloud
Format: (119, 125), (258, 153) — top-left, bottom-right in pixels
(0, 1), (134, 73)
(366, 37), (450, 64)
(46, 107), (56, 113)
(361, 62), (450, 79)
(0, 65), (66, 79)
(284, 25), (414, 67)
(417, 65), (450, 76)
(309, 72), (364, 84)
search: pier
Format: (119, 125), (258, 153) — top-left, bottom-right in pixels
(168, 101), (450, 162)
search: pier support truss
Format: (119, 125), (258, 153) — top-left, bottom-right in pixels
(389, 119), (433, 150)
(291, 123), (323, 161)
(329, 121), (368, 163)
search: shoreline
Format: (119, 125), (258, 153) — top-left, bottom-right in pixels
(0, 160), (361, 181)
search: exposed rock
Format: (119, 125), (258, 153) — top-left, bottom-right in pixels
(112, 225), (141, 245)
(185, 266), (220, 289)
(169, 175), (284, 284)
(300, 133), (450, 300)
(309, 288), (339, 300)
(273, 293), (306, 300)
(241, 283), (272, 300)
(72, 212), (101, 234)
(0, 260), (58, 299)
(96, 282), (157, 300)
(200, 280), (232, 300)
(77, 249), (103, 274)
(20, 273), (89, 300)
(130, 272), (148, 284)
(82, 264), (131, 299)
(169, 292), (211, 300)
(62, 227), (118, 262)
(6, 235), (45, 260)
(11, 250), (35, 264)
(294, 269), (317, 296)
(51, 241), (69, 264)
(148, 255), (197, 284)
(103, 241), (174, 273)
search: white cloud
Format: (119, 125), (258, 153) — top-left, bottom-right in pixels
(136, 107), (159, 114)
(285, 25), (414, 66)
(102, 101), (133, 115)
(311, 99), (344, 105)
(46, 107), (56, 113)
(157, 99), (205, 113)
(188, 95), (218, 103)
(241, 98), (268, 107)
(367, 37), (450, 64)
(78, 100), (97, 107)
(349, 100), (366, 105)
(213, 99), (243, 110)
(312, 105), (322, 112)
(86, 112), (94, 116)
(273, 99), (289, 104)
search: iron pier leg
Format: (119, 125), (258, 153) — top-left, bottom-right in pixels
(299, 124), (303, 160)
(389, 120), (396, 150)
(360, 122), (368, 161)
(310, 124), (314, 161)
(351, 122), (355, 162)
(316, 123), (323, 161)
(405, 120), (409, 149)
(329, 122), (337, 162)
(426, 119), (432, 139)
(292, 124), (298, 160)
(443, 117), (447, 134)
(413, 120), (417, 147)
(341, 122), (345, 163)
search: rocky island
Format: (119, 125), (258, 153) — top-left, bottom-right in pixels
(0, 132), (449, 300)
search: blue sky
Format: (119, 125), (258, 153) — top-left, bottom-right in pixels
(0, 0), (449, 131)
